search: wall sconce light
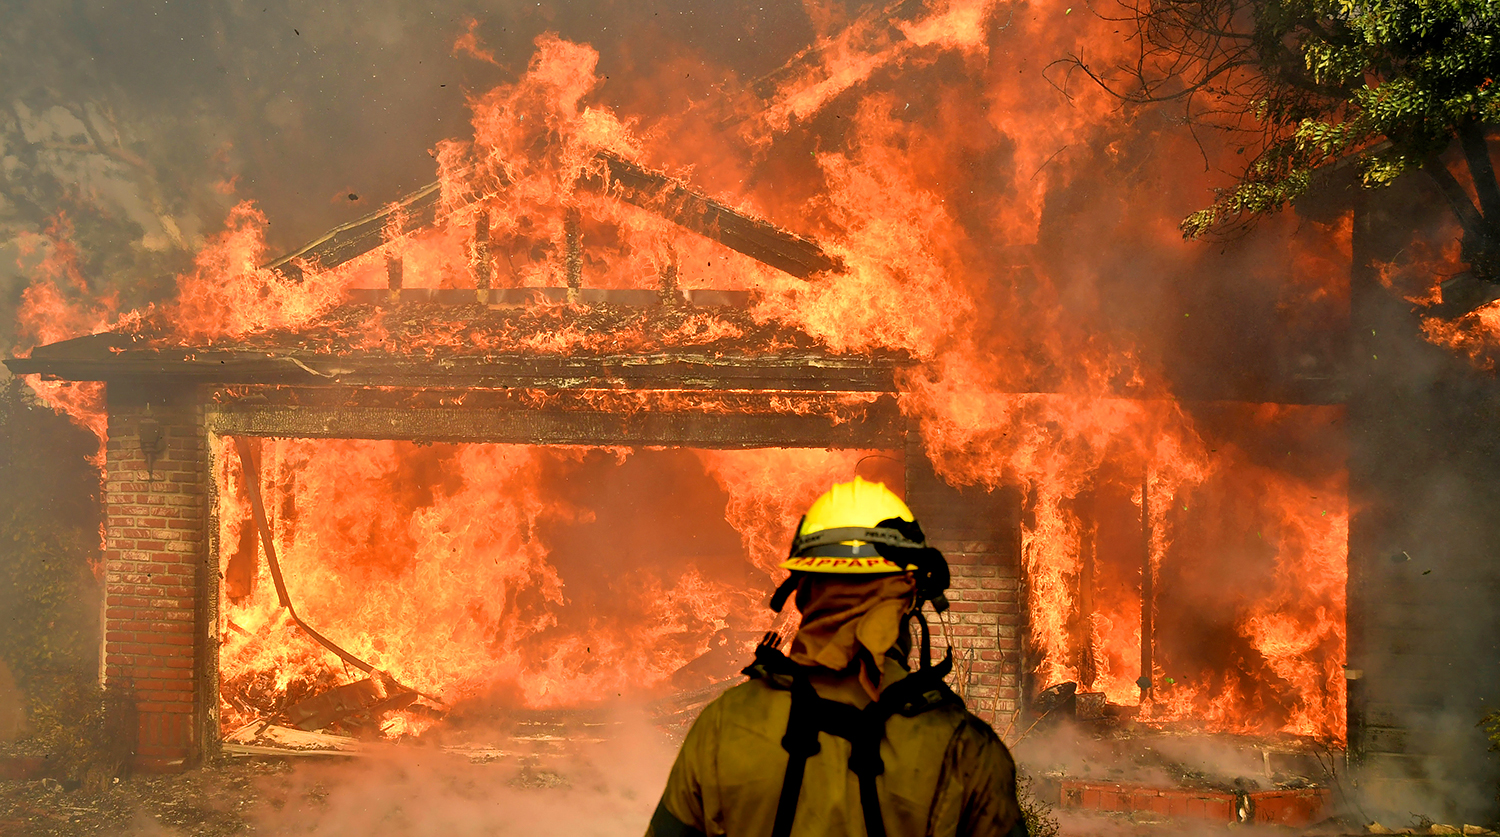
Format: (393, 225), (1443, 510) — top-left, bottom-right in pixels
(138, 407), (168, 481)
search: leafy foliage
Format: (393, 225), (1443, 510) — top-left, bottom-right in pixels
(0, 503), (96, 685)
(1071, 0), (1500, 278)
(1018, 770), (1062, 837)
(0, 379), (111, 779)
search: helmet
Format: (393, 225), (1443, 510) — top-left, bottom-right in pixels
(781, 477), (920, 574)
(769, 477), (950, 615)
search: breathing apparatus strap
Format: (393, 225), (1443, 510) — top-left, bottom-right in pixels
(769, 572), (803, 613)
(869, 517), (951, 614)
(772, 671), (892, 837)
(751, 639), (962, 837)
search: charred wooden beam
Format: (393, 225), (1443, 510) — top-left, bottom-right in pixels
(259, 152), (842, 282)
(583, 152), (844, 279)
(659, 243), (682, 302)
(7, 333), (903, 393)
(263, 182), (443, 277)
(473, 212), (492, 303)
(564, 207), (583, 294)
(385, 254), (403, 303)
(339, 286), (753, 306)
(208, 385), (885, 413)
(1076, 490), (1097, 689)
(1138, 469), (1154, 699)
(208, 399), (903, 449)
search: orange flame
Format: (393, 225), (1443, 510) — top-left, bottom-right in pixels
(10, 12), (1366, 744)
(217, 441), (876, 723)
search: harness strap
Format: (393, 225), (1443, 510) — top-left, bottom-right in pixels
(771, 674), (821, 837)
(772, 671), (896, 837)
(858, 770), (887, 837)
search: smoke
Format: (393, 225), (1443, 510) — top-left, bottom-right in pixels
(250, 708), (674, 837)
(116, 704), (677, 837)
(3, 0), (1498, 826)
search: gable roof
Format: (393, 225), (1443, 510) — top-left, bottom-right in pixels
(265, 151), (844, 281)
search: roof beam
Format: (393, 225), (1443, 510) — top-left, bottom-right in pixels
(259, 152), (843, 281)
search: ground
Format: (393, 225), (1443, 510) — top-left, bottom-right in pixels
(0, 760), (271, 837)
(0, 756), (1402, 837)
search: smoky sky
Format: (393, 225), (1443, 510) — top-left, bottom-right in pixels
(1, 0), (1348, 402)
(0, 0), (830, 256)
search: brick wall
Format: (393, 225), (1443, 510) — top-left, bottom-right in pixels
(905, 430), (1025, 729)
(102, 394), (209, 770)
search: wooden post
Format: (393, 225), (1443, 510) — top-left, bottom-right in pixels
(564, 208), (582, 300)
(1077, 489), (1097, 690)
(473, 212), (492, 304)
(1139, 468), (1154, 700)
(658, 243), (681, 306)
(385, 254), (403, 304)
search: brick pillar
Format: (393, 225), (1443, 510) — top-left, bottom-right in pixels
(102, 390), (209, 771)
(905, 426), (1025, 729)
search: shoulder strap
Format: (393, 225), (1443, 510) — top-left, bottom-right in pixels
(772, 671), (892, 837)
(750, 638), (960, 837)
(771, 673), (821, 837)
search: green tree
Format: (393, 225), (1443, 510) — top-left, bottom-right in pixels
(1068, 0), (1500, 277)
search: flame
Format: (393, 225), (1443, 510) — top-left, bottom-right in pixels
(453, 18), (499, 65)
(10, 9), (1369, 744)
(167, 203), (359, 343)
(217, 440), (877, 724)
(13, 215), (123, 450)
(756, 0), (999, 136)
(1425, 302), (1500, 370)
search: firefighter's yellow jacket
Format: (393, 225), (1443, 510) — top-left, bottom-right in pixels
(645, 655), (1022, 837)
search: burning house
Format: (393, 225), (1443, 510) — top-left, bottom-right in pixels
(6, 16), (1495, 829)
(5, 124), (1034, 765)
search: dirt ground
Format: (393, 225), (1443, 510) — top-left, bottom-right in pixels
(0, 755), (1400, 837)
(0, 759), (274, 837)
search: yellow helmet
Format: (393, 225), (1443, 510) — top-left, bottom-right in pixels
(781, 477), (921, 574)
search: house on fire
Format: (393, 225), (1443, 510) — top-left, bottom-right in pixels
(6, 144), (1493, 824)
(4, 152), (1024, 770)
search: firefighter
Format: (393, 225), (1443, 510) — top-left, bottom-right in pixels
(645, 476), (1025, 837)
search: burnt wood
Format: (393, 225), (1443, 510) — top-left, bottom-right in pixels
(6, 333), (901, 392)
(583, 152), (844, 279)
(258, 152), (842, 281)
(263, 182), (443, 278)
(203, 384), (887, 414)
(207, 400), (903, 449)
(4, 332), (1348, 403)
